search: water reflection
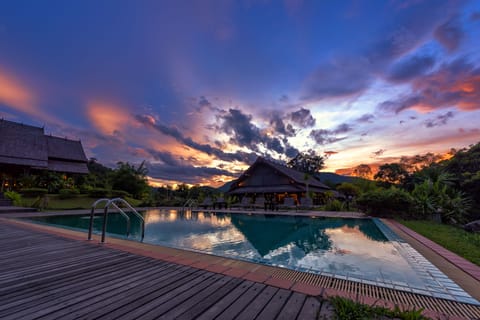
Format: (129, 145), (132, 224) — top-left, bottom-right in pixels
(27, 210), (424, 288)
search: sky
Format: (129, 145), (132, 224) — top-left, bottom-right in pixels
(1, 0), (480, 187)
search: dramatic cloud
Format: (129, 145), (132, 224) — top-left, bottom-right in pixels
(434, 16), (464, 52)
(270, 112), (295, 137)
(424, 111), (455, 128)
(372, 149), (386, 158)
(290, 108), (316, 127)
(145, 150), (236, 183)
(356, 114), (375, 123)
(302, 57), (373, 101)
(378, 58), (480, 113)
(216, 108), (298, 157)
(309, 122), (355, 145)
(136, 114), (257, 164)
(387, 55), (436, 82)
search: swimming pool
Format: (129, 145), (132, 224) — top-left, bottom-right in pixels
(25, 209), (478, 305)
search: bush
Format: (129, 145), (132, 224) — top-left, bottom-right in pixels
(324, 199), (344, 211)
(4, 191), (22, 206)
(356, 187), (415, 218)
(58, 188), (80, 199)
(87, 188), (110, 198)
(110, 189), (132, 198)
(20, 188), (48, 197)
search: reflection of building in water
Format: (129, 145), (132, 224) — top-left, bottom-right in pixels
(231, 214), (333, 256)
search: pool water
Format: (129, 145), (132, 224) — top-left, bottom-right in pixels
(25, 209), (479, 304)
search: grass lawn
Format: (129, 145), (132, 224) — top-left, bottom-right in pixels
(399, 220), (480, 267)
(21, 194), (143, 210)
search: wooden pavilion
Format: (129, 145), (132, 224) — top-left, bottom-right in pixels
(0, 119), (89, 190)
(227, 156), (333, 206)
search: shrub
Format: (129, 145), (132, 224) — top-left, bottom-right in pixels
(20, 188), (48, 197)
(356, 187), (415, 218)
(110, 189), (132, 198)
(58, 188), (80, 199)
(4, 191), (22, 206)
(324, 199), (344, 211)
(87, 188), (110, 198)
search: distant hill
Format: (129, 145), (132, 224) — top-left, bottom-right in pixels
(314, 172), (357, 186)
(217, 180), (236, 193)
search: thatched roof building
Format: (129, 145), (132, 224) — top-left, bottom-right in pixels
(0, 119), (88, 174)
(227, 157), (332, 203)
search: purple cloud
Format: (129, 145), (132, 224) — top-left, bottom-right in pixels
(434, 16), (464, 52)
(378, 58), (480, 114)
(387, 55), (436, 82)
(424, 111), (455, 128)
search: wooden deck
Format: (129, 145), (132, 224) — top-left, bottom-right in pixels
(0, 222), (324, 320)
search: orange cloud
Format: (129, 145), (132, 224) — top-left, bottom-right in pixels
(86, 101), (133, 135)
(0, 69), (36, 114)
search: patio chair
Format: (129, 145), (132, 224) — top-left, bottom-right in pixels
(278, 197), (297, 211)
(199, 197), (213, 209)
(252, 196), (265, 210)
(214, 197), (227, 210)
(298, 197), (314, 211)
(239, 196), (252, 210)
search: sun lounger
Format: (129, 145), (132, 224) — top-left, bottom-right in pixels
(279, 197), (297, 211)
(252, 197), (265, 210)
(298, 197), (313, 210)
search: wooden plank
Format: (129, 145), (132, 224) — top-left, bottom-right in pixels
(296, 296), (321, 320)
(0, 253), (134, 296)
(235, 286), (279, 320)
(132, 273), (225, 320)
(276, 291), (307, 320)
(163, 276), (244, 320)
(195, 280), (255, 320)
(36, 261), (182, 320)
(215, 282), (266, 320)
(104, 270), (212, 320)
(0, 256), (159, 315)
(256, 288), (292, 320)
(3, 260), (169, 320)
(64, 265), (194, 320)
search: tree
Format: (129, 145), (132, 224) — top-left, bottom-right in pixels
(374, 163), (409, 186)
(353, 164), (372, 179)
(110, 161), (149, 199)
(288, 150), (326, 198)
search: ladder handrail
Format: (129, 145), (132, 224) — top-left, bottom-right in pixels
(88, 198), (145, 243)
(107, 198), (145, 242)
(182, 198), (196, 211)
(88, 198), (131, 240)
(88, 198), (110, 240)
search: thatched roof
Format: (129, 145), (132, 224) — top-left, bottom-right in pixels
(0, 119), (88, 174)
(228, 156), (331, 195)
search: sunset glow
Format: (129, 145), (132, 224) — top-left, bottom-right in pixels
(1, 1), (479, 186)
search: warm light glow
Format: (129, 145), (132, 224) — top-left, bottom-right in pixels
(0, 70), (36, 114)
(86, 101), (133, 135)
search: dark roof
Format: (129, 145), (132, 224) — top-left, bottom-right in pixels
(48, 159), (89, 174)
(228, 156), (331, 194)
(0, 119), (88, 174)
(258, 157), (330, 189)
(46, 136), (88, 162)
(0, 119), (48, 167)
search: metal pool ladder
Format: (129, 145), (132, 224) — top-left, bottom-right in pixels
(182, 198), (196, 212)
(88, 197), (145, 243)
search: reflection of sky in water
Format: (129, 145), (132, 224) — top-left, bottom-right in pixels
(141, 210), (424, 288)
(28, 210), (425, 289)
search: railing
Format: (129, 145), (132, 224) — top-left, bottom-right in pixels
(88, 198), (145, 243)
(182, 198), (196, 212)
